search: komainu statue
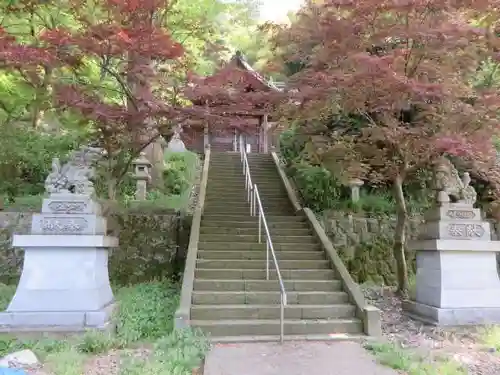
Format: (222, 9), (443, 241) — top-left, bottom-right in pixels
(433, 157), (477, 206)
(44, 146), (104, 196)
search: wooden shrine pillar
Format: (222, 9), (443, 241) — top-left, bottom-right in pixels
(260, 114), (269, 154)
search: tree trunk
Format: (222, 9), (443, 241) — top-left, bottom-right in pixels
(393, 174), (409, 297)
(107, 178), (117, 201)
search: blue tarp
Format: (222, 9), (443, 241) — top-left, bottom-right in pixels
(0, 368), (26, 375)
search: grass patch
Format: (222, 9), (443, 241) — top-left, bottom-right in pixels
(480, 325), (500, 352)
(44, 348), (87, 375)
(115, 280), (179, 344)
(119, 329), (210, 375)
(0, 280), (182, 354)
(2, 195), (44, 212)
(0, 284), (16, 310)
(0, 280), (209, 375)
(76, 330), (119, 354)
(365, 341), (467, 375)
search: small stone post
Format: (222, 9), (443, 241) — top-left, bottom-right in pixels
(0, 146), (118, 331)
(348, 179), (364, 203)
(132, 153), (152, 201)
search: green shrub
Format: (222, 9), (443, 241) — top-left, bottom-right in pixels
(3, 194), (44, 212)
(76, 330), (117, 354)
(115, 281), (179, 344)
(291, 163), (344, 212)
(160, 151), (199, 210)
(279, 126), (306, 164)
(278, 123), (434, 216)
(334, 192), (395, 217)
(0, 127), (81, 197)
(108, 214), (179, 285)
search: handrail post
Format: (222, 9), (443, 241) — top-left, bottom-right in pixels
(250, 187), (254, 216)
(258, 208), (262, 243)
(253, 190), (257, 217)
(280, 293), (285, 343)
(266, 239), (269, 280)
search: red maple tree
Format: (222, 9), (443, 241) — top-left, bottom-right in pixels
(1, 0), (253, 197)
(273, 0), (500, 294)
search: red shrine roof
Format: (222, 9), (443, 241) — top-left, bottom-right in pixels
(187, 51), (281, 103)
(229, 51), (281, 92)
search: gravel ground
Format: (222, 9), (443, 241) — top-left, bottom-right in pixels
(83, 347), (152, 375)
(363, 285), (500, 375)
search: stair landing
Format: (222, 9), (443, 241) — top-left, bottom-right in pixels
(204, 341), (398, 375)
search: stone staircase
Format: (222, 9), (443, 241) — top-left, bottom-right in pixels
(189, 152), (364, 340)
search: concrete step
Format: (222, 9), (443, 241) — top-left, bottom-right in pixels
(196, 259), (330, 270)
(198, 227), (312, 236)
(193, 279), (342, 292)
(190, 304), (356, 320)
(209, 165), (276, 171)
(197, 250), (324, 261)
(202, 214), (305, 221)
(191, 318), (363, 337)
(201, 220), (309, 229)
(207, 186), (285, 193)
(198, 234), (317, 244)
(208, 178), (282, 185)
(205, 192), (287, 200)
(206, 188), (287, 195)
(194, 268), (336, 280)
(204, 202), (290, 210)
(192, 291), (349, 305)
(203, 207), (293, 215)
(205, 196), (290, 205)
(208, 334), (365, 343)
(209, 172), (281, 178)
(198, 242), (320, 251)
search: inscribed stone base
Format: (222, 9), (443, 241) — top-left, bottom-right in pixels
(402, 300), (500, 326)
(415, 250), (500, 308)
(7, 243), (115, 312)
(0, 303), (115, 332)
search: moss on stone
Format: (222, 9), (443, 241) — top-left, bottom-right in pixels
(337, 235), (416, 286)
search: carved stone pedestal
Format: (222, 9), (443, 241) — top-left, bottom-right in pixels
(403, 204), (500, 326)
(0, 194), (118, 332)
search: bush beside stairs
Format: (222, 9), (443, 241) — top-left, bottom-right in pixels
(188, 152), (369, 341)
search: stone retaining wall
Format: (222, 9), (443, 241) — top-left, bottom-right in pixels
(320, 211), (500, 249)
(319, 211), (422, 250)
(0, 211), (190, 285)
(319, 210), (500, 285)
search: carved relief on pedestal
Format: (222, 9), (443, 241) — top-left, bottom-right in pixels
(47, 201), (87, 214)
(446, 210), (476, 220)
(447, 223), (485, 238)
(41, 217), (88, 233)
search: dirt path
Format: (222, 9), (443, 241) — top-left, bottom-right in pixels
(204, 341), (399, 375)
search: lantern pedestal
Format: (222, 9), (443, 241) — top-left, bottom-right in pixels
(403, 204), (500, 326)
(0, 194), (117, 332)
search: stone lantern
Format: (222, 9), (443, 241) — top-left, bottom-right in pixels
(132, 153), (152, 200)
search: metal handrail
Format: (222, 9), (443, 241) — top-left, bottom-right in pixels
(239, 134), (287, 343)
